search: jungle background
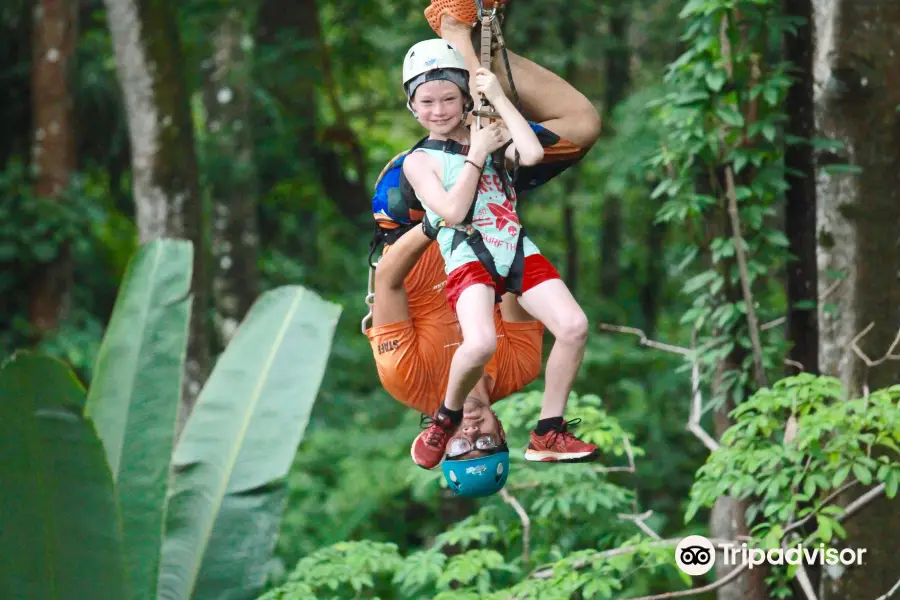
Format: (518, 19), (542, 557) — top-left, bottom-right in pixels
(2, 0), (900, 599)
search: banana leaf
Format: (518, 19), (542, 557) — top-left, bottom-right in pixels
(85, 239), (193, 600)
(0, 353), (129, 600)
(158, 285), (341, 600)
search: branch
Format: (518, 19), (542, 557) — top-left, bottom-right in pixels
(689, 331), (720, 452)
(793, 561), (819, 600)
(841, 482), (886, 522)
(761, 316), (786, 331)
(618, 510), (662, 540)
(723, 165), (768, 389)
(627, 563), (750, 600)
(874, 575), (900, 600)
(500, 488), (531, 564)
(598, 323), (720, 452)
(597, 323), (692, 356)
(850, 321), (900, 368)
(621, 435), (636, 473)
(850, 323), (900, 398)
(784, 358), (806, 371)
(782, 479), (860, 537)
(783, 534), (819, 600)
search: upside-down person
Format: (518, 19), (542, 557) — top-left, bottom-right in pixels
(365, 2), (602, 496)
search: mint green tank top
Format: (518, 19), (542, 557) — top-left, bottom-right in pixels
(414, 147), (539, 277)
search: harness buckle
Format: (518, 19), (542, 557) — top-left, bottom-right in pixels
(439, 220), (476, 236)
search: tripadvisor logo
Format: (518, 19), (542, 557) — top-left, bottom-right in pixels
(675, 535), (716, 576)
(675, 536), (868, 576)
(721, 542), (867, 569)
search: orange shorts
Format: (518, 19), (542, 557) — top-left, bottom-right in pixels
(445, 253), (561, 313)
(367, 315), (543, 416)
(367, 246), (545, 415)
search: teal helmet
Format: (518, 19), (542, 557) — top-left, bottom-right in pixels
(442, 450), (510, 497)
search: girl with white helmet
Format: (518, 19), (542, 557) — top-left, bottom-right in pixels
(401, 34), (599, 471)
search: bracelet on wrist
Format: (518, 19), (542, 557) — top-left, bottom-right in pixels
(465, 158), (484, 171)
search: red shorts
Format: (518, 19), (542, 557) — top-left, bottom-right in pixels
(445, 254), (561, 313)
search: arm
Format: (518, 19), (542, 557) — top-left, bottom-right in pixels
(474, 68), (544, 166)
(374, 224), (433, 290)
(403, 150), (487, 224)
(372, 225), (432, 327)
(494, 94), (544, 166)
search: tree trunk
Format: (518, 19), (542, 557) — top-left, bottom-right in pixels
(203, 7), (260, 347)
(640, 214), (666, 339)
(783, 0), (819, 375)
(701, 198), (770, 600)
(813, 1), (900, 598)
(598, 4), (630, 300)
(28, 0), (78, 337)
(255, 0), (367, 242)
(710, 360), (770, 600)
(104, 0), (210, 425)
(253, 0), (318, 264)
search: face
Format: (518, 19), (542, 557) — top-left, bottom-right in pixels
(410, 80), (466, 135)
(444, 396), (506, 461)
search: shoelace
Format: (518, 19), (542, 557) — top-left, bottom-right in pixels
(420, 414), (452, 447)
(543, 417), (582, 448)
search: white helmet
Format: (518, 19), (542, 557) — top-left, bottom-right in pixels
(403, 39), (467, 86)
(402, 39), (472, 114)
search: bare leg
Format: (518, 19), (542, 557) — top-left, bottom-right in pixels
(440, 16), (601, 149)
(443, 284), (498, 411)
(517, 279), (588, 419)
(372, 227), (433, 327)
(498, 292), (535, 322)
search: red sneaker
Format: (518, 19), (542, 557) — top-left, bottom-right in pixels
(411, 412), (460, 470)
(524, 418), (600, 463)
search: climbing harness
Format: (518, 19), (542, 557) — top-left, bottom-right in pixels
(363, 1), (521, 333)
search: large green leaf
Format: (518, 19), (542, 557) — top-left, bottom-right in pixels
(158, 285), (342, 600)
(84, 239), (193, 600)
(0, 353), (129, 600)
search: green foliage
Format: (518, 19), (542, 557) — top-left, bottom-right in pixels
(8, 1), (900, 599)
(2, 244), (341, 600)
(689, 375), (900, 536)
(650, 0), (794, 407)
(161, 286), (342, 600)
(264, 390), (687, 599)
(0, 162), (90, 351)
(86, 240), (194, 600)
(0, 353), (129, 599)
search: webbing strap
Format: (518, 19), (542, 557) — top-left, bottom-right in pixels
(418, 138), (469, 155)
(450, 224), (527, 297)
(504, 226), (527, 295)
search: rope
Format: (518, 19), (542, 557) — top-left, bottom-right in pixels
(474, 1), (519, 194)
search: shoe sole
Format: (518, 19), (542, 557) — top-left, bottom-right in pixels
(523, 448), (601, 463)
(410, 430), (444, 470)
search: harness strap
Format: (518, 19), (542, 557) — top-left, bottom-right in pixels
(449, 224), (527, 298)
(418, 138), (469, 155)
(451, 228), (503, 303)
(504, 225), (527, 295)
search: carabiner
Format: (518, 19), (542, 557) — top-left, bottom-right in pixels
(361, 262), (377, 335)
